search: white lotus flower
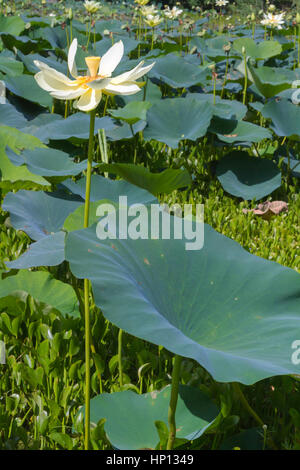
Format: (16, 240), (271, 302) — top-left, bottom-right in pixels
(144, 14), (163, 27)
(261, 12), (285, 29)
(215, 0), (229, 6)
(141, 5), (158, 17)
(34, 39), (155, 112)
(84, 0), (101, 14)
(164, 6), (183, 19)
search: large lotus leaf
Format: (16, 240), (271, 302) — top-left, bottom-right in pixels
(0, 126), (48, 187)
(30, 26), (66, 50)
(65, 213), (300, 385)
(94, 20), (123, 34)
(3, 190), (82, 241)
(117, 80), (161, 106)
(99, 163), (191, 196)
(95, 36), (139, 57)
(61, 174), (157, 206)
(77, 385), (219, 450)
(0, 270), (79, 317)
(0, 56), (23, 77)
(233, 38), (282, 60)
(144, 98), (213, 148)
(246, 61), (293, 98)
(4, 74), (52, 108)
(0, 34), (48, 55)
(20, 113), (64, 142)
(6, 232), (66, 269)
(216, 151), (281, 200)
(261, 99), (300, 140)
(6, 147), (90, 177)
(148, 54), (208, 88)
(105, 120), (146, 141)
(209, 117), (272, 143)
(185, 93), (247, 120)
(108, 101), (152, 125)
(25, 113), (115, 142)
(0, 16), (25, 36)
(17, 51), (68, 75)
(0, 103), (28, 128)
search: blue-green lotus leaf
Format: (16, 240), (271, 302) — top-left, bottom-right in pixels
(98, 163), (191, 196)
(65, 212), (300, 385)
(4, 74), (52, 108)
(61, 174), (157, 206)
(0, 55), (23, 77)
(216, 151), (281, 200)
(6, 232), (66, 269)
(3, 190), (82, 241)
(144, 98), (213, 148)
(77, 385), (219, 450)
(209, 117), (272, 143)
(261, 99), (300, 140)
(6, 147), (90, 177)
(233, 38), (282, 60)
(22, 113), (115, 143)
(148, 54), (208, 88)
(185, 93), (247, 120)
(108, 101), (152, 125)
(0, 270), (79, 317)
(0, 16), (25, 36)
(0, 103), (28, 128)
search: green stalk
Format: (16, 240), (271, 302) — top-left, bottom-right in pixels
(118, 329), (123, 387)
(83, 109), (96, 450)
(220, 53), (229, 99)
(166, 355), (182, 450)
(242, 49), (247, 106)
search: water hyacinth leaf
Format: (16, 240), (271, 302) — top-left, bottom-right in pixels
(144, 98), (213, 148)
(216, 151), (281, 200)
(6, 232), (66, 269)
(0, 16), (25, 36)
(61, 174), (157, 206)
(77, 385), (219, 450)
(209, 117), (272, 143)
(108, 101), (152, 125)
(148, 54), (208, 88)
(261, 99), (300, 140)
(98, 163), (192, 196)
(7, 147), (91, 177)
(3, 190), (82, 240)
(0, 270), (79, 317)
(66, 212), (300, 385)
(233, 38), (282, 60)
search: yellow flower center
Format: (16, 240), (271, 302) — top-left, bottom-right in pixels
(85, 56), (101, 78)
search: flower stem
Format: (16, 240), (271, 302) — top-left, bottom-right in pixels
(83, 109), (96, 451)
(118, 329), (123, 387)
(166, 354), (182, 450)
(242, 50), (248, 106)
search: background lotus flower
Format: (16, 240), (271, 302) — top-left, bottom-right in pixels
(144, 14), (163, 27)
(261, 12), (285, 29)
(34, 39), (155, 112)
(163, 6), (183, 20)
(84, 0), (101, 14)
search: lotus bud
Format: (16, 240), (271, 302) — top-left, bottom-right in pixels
(68, 8), (73, 21)
(251, 12), (255, 21)
(268, 4), (276, 12)
(242, 46), (246, 55)
(296, 12), (300, 24)
(223, 43), (231, 53)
